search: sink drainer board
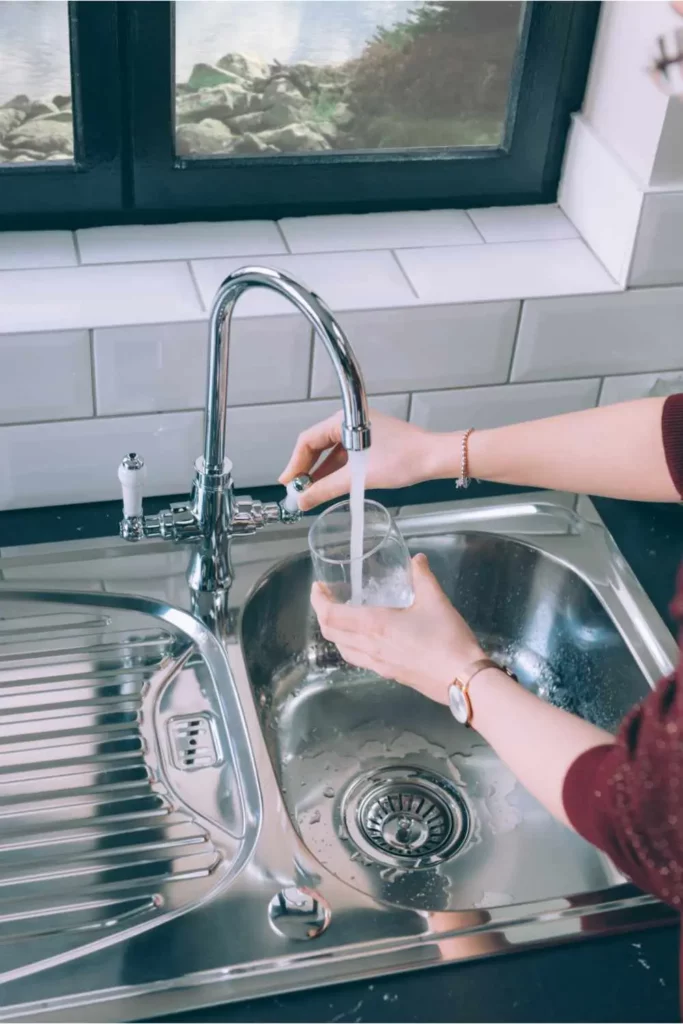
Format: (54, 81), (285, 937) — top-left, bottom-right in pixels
(0, 590), (258, 985)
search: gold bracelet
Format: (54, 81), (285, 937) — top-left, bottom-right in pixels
(455, 427), (474, 489)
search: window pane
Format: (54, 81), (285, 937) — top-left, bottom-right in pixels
(0, 0), (73, 165)
(174, 0), (524, 159)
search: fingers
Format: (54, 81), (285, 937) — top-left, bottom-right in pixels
(411, 551), (442, 596)
(301, 465), (350, 511)
(311, 583), (391, 637)
(310, 444), (346, 483)
(279, 412), (342, 485)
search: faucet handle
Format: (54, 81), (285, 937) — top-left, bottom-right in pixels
(118, 453), (148, 540)
(118, 453), (146, 517)
(281, 474), (312, 517)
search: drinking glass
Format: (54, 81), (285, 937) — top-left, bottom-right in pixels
(308, 499), (414, 608)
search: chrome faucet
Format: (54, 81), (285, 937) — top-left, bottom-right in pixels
(118, 266), (371, 593)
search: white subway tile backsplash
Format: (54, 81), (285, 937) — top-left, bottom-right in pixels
(512, 287), (683, 381)
(191, 251), (418, 318)
(0, 412), (203, 510)
(0, 231), (77, 271)
(629, 192), (683, 287)
(466, 205), (578, 243)
(77, 220), (286, 265)
(558, 116), (643, 286)
(310, 303), (518, 398)
(396, 238), (617, 305)
(0, 330), (93, 424)
(0, 262), (203, 333)
(410, 379), (600, 432)
(225, 393), (409, 488)
(93, 317), (311, 415)
(279, 211), (482, 253)
(600, 370), (683, 405)
(0, 396), (411, 509)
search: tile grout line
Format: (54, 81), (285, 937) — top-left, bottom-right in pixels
(13, 271), (680, 335)
(506, 300), (525, 383)
(389, 249), (420, 299)
(274, 222), (291, 254)
(88, 330), (98, 416)
(464, 210), (487, 244)
(0, 368), (638, 434)
(72, 231), (82, 266)
(187, 261), (207, 313)
(3, 364), (683, 434)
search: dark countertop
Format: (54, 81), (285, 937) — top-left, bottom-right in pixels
(1, 482), (681, 1023)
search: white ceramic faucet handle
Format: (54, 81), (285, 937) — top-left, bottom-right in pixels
(282, 474), (312, 514)
(118, 453), (147, 518)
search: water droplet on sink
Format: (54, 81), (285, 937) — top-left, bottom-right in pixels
(323, 786), (335, 798)
(309, 809), (321, 824)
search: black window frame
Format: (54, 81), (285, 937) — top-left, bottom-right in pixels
(0, 0), (600, 230)
(0, 1), (124, 228)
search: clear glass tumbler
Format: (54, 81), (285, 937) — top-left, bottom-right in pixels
(308, 499), (414, 608)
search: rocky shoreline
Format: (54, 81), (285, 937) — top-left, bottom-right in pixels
(0, 93), (73, 163)
(175, 52), (357, 156)
(0, 52), (358, 164)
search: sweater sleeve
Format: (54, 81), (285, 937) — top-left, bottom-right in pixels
(663, 393), (683, 498)
(563, 566), (683, 908)
(562, 396), (683, 905)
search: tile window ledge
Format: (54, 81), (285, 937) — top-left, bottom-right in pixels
(0, 206), (619, 336)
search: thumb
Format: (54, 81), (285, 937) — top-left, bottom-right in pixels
(299, 468), (349, 511)
(411, 552), (440, 592)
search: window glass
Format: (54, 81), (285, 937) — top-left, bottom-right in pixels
(0, 0), (73, 166)
(174, 0), (524, 159)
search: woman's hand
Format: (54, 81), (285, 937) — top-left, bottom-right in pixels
(310, 553), (484, 703)
(279, 409), (447, 511)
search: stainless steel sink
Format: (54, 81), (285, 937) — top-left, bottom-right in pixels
(0, 493), (677, 1022)
(241, 529), (640, 914)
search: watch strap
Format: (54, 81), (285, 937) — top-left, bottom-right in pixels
(451, 657), (517, 727)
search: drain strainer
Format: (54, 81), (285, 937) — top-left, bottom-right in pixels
(341, 766), (469, 869)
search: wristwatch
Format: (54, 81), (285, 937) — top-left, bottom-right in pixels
(448, 657), (517, 727)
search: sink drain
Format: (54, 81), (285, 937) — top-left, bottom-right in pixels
(342, 766), (469, 869)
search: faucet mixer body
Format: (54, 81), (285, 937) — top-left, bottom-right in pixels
(118, 266), (371, 593)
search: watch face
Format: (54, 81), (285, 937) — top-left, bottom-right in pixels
(448, 684), (469, 725)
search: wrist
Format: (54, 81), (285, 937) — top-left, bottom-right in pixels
(439, 643), (486, 700)
(425, 431), (465, 480)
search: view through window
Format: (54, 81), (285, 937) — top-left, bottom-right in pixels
(174, 0), (525, 158)
(0, 0), (73, 165)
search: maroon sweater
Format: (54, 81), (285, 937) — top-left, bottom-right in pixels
(562, 394), (683, 995)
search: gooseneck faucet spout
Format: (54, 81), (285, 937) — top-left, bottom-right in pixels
(205, 266), (370, 474)
(118, 265), (371, 594)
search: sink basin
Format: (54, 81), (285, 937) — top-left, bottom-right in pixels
(241, 529), (642, 913)
(0, 493), (677, 1022)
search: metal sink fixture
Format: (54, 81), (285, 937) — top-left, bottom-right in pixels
(0, 491), (677, 1022)
(116, 265), (370, 595)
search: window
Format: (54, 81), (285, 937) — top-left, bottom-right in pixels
(0, 1), (122, 226)
(0, 1), (600, 229)
(0, 0), (73, 166)
(173, 2), (522, 157)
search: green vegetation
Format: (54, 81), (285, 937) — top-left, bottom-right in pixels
(346, 0), (522, 149)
